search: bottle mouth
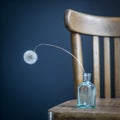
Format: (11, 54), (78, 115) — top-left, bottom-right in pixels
(83, 73), (92, 81)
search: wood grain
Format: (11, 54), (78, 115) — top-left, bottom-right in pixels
(114, 37), (120, 97)
(65, 9), (120, 37)
(71, 32), (83, 98)
(64, 9), (120, 98)
(48, 99), (120, 120)
(104, 37), (111, 98)
(93, 36), (100, 98)
(48, 8), (120, 120)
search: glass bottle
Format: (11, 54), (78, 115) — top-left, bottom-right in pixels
(77, 73), (96, 108)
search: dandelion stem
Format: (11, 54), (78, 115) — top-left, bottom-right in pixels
(34, 43), (85, 72)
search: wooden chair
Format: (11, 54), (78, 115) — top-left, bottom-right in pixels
(48, 9), (120, 120)
(64, 9), (120, 98)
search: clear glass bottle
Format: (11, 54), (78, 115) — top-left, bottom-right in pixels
(77, 73), (96, 108)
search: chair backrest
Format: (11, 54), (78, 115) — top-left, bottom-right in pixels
(64, 9), (120, 98)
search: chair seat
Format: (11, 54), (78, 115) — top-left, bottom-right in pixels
(48, 98), (120, 120)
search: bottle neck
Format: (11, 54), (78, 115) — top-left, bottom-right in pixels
(83, 73), (91, 82)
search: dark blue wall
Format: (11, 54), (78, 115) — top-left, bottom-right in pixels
(1, 0), (120, 120)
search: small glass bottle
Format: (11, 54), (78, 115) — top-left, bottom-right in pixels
(77, 73), (96, 108)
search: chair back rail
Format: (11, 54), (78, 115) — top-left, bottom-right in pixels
(65, 9), (120, 36)
(65, 9), (120, 98)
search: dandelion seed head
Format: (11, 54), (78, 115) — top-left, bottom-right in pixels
(23, 50), (38, 64)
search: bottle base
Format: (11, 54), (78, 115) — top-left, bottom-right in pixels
(77, 105), (95, 109)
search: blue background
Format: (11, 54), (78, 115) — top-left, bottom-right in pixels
(1, 0), (120, 120)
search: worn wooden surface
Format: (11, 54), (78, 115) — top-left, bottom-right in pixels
(64, 9), (120, 98)
(114, 38), (120, 97)
(93, 36), (100, 98)
(48, 98), (120, 120)
(65, 9), (120, 36)
(71, 32), (83, 98)
(104, 37), (111, 98)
